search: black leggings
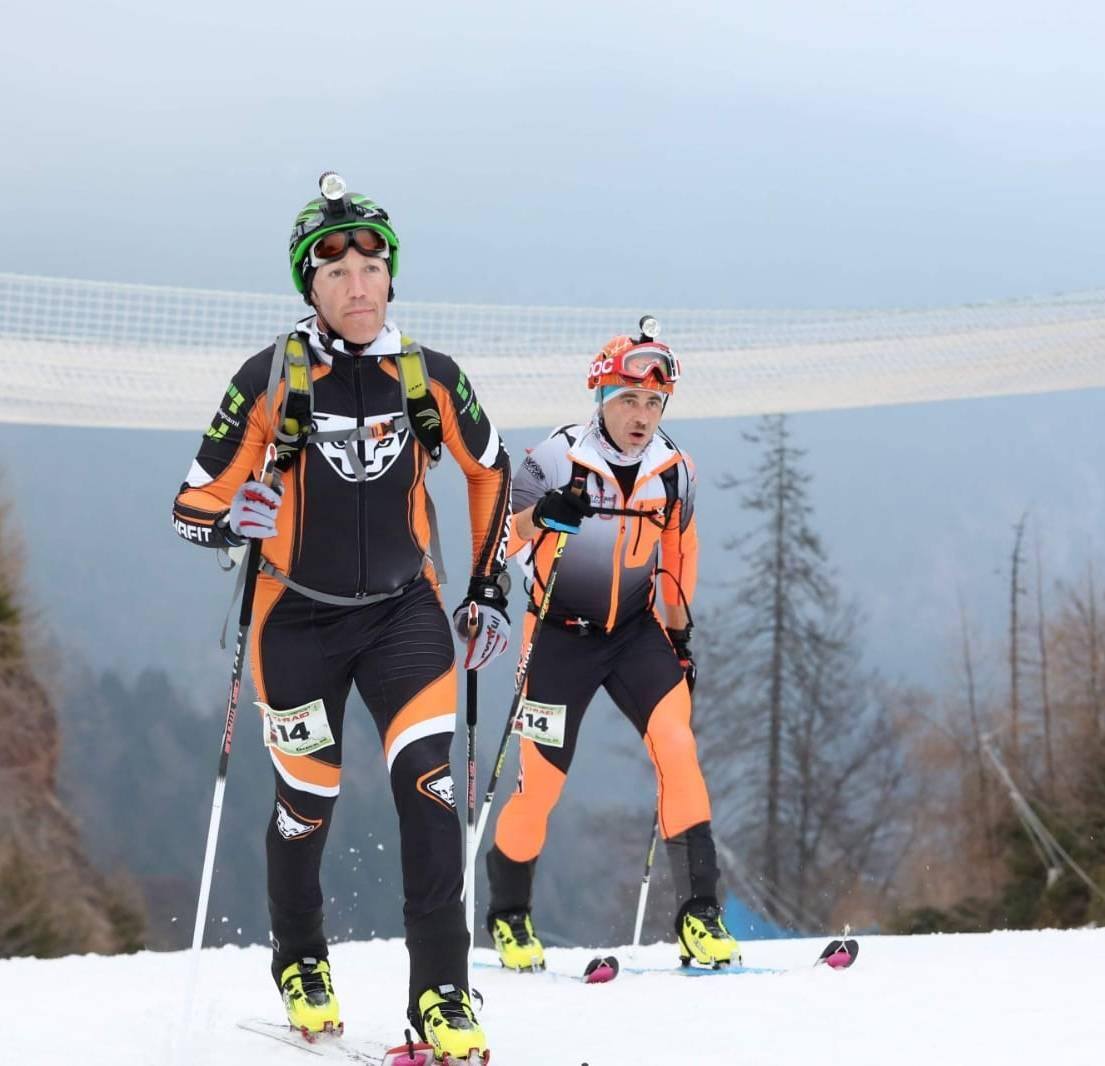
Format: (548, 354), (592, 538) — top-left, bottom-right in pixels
(253, 577), (467, 1007)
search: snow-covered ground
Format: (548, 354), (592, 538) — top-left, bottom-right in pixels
(4, 930), (1102, 1065)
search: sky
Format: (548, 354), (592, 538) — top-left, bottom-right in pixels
(3, 1), (1105, 309)
(1, 4), (1102, 714)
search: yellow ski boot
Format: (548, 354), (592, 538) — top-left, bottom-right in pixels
(488, 909), (546, 971)
(678, 899), (742, 968)
(413, 985), (489, 1064)
(278, 957), (342, 1037)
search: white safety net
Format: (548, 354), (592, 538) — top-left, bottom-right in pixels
(1, 272), (1102, 430)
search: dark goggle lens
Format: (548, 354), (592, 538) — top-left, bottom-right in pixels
(310, 229), (388, 263)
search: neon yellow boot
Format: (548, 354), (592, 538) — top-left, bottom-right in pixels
(678, 899), (742, 968)
(412, 985), (489, 1064)
(278, 957), (342, 1036)
(488, 909), (545, 971)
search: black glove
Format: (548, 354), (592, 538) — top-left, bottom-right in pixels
(452, 573), (512, 671)
(532, 485), (593, 534)
(667, 626), (696, 693)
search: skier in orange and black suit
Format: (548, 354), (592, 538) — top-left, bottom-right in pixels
(172, 173), (507, 1060)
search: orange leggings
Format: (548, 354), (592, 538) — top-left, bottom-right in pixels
(493, 611), (711, 865)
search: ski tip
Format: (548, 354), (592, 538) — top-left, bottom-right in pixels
(582, 954), (620, 983)
(818, 937), (859, 969)
(380, 1040), (436, 1065)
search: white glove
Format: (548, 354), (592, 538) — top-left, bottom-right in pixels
(452, 575), (511, 671)
(228, 480), (283, 539)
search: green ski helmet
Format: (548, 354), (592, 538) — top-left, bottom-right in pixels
(288, 171), (401, 302)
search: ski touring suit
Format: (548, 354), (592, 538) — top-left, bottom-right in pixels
(486, 417), (721, 922)
(173, 315), (511, 1010)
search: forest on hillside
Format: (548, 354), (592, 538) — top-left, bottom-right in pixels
(1, 415), (1102, 958)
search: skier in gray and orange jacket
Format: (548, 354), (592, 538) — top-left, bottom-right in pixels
(485, 323), (740, 973)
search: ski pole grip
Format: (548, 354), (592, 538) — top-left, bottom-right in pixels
(261, 443), (280, 491)
(465, 601), (479, 727)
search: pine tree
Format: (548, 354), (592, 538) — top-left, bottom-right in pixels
(697, 414), (914, 928)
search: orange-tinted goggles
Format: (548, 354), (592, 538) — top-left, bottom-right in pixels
(612, 344), (681, 385)
(308, 228), (390, 268)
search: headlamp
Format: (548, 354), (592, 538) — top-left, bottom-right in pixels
(639, 315), (660, 342)
(319, 171), (348, 201)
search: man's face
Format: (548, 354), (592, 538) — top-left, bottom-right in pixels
(309, 245), (391, 345)
(601, 388), (666, 456)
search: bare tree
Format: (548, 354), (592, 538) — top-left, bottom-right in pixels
(1033, 528), (1055, 798)
(1008, 513), (1028, 767)
(958, 594), (997, 888)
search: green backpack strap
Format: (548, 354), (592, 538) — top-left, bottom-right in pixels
(267, 333), (314, 470)
(396, 336), (443, 464)
(396, 336), (446, 582)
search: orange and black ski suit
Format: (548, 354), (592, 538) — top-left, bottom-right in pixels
(486, 418), (721, 924)
(173, 318), (510, 1005)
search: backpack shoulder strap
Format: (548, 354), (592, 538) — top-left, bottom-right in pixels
(396, 336), (446, 582)
(659, 463), (680, 528)
(267, 332), (314, 469)
(396, 336), (443, 464)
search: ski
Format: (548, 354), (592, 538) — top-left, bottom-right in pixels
(472, 956), (619, 984)
(621, 936), (859, 977)
(614, 960), (783, 978)
(476, 936), (858, 984)
(817, 936), (860, 969)
(237, 1018), (439, 1065)
(582, 955), (619, 983)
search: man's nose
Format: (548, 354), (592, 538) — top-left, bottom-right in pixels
(346, 271), (371, 297)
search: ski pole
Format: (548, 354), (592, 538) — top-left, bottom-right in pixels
(468, 523), (574, 864)
(631, 807), (660, 949)
(191, 445), (278, 952)
(464, 602), (479, 950)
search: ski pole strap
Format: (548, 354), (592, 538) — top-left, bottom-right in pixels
(655, 565), (695, 628)
(219, 556), (250, 649)
(590, 504), (665, 522)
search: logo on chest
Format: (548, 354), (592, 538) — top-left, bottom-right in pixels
(312, 411), (410, 482)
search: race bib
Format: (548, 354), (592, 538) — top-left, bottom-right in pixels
(258, 698), (335, 757)
(513, 698), (567, 748)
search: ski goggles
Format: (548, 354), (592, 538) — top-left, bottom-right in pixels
(308, 228), (391, 269)
(589, 342), (681, 391)
(615, 343), (681, 384)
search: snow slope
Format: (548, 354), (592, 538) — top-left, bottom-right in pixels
(3, 930), (1101, 1065)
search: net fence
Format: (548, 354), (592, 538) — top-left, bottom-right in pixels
(1, 272), (1102, 430)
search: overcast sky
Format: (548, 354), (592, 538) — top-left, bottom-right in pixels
(3, 1), (1104, 309)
